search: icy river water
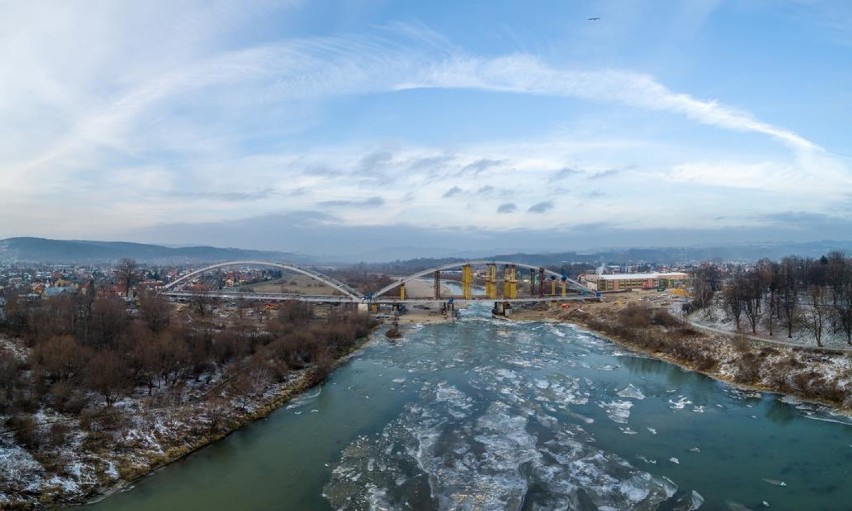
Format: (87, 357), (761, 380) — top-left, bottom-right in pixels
(90, 305), (851, 511)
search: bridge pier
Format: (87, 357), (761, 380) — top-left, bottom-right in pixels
(485, 264), (498, 300)
(434, 270), (441, 300)
(492, 300), (512, 318)
(503, 265), (517, 299)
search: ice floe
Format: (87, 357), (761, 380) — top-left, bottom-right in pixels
(598, 400), (633, 424)
(616, 383), (646, 400)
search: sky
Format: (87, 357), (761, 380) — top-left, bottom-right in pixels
(2, 0), (851, 258)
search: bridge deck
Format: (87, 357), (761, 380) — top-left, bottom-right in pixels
(162, 291), (598, 304)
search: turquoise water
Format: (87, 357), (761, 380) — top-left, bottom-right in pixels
(89, 305), (852, 510)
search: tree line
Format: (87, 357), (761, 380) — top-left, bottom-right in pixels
(693, 252), (852, 346)
(0, 285), (377, 454)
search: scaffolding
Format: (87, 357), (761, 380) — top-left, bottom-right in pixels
(461, 264), (473, 300)
(485, 263), (498, 300)
(503, 264), (517, 299)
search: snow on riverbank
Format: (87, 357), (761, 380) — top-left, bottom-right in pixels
(0, 331), (334, 509)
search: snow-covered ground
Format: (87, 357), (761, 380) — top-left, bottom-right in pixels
(689, 296), (852, 350)
(0, 334), (317, 509)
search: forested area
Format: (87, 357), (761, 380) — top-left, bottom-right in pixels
(0, 288), (376, 490)
(692, 252), (852, 346)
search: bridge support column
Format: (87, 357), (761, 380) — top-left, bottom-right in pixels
(399, 282), (406, 301)
(561, 280), (567, 296)
(434, 270), (441, 300)
(462, 264), (472, 300)
(530, 269), (536, 296)
(503, 265), (517, 300)
(538, 268), (545, 298)
(551, 279), (557, 296)
(485, 264), (498, 300)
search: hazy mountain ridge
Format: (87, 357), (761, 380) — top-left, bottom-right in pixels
(3, 237), (852, 266)
(0, 237), (314, 264)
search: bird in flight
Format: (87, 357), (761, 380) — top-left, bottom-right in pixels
(588, 17), (600, 21)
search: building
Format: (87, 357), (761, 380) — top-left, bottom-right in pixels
(581, 272), (689, 292)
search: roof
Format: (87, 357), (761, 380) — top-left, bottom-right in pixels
(598, 272), (689, 281)
(44, 286), (76, 297)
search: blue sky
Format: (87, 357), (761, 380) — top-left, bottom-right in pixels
(1, 0), (851, 257)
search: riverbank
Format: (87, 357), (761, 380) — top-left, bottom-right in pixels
(0, 320), (379, 510)
(512, 293), (852, 412)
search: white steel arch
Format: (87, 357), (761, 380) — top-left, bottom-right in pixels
(161, 261), (363, 300)
(371, 260), (588, 298)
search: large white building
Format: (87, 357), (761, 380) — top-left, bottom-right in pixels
(581, 272), (689, 292)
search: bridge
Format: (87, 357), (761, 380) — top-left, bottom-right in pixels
(159, 260), (599, 307)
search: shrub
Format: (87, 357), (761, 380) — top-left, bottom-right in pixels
(651, 309), (682, 328)
(7, 414), (42, 450)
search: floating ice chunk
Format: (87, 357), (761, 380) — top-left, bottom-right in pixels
(647, 427), (657, 435)
(598, 400), (633, 424)
(569, 412), (595, 424)
(597, 364), (619, 371)
(617, 384), (646, 400)
(668, 396), (692, 410)
(669, 457), (679, 464)
(692, 405), (705, 413)
(689, 447), (700, 453)
(392, 378), (406, 384)
(537, 414), (558, 428)
(725, 501), (750, 511)
(620, 427), (638, 435)
(761, 478), (787, 486)
(690, 490), (705, 510)
(762, 501), (770, 507)
(535, 379), (550, 389)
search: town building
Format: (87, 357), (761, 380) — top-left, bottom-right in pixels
(580, 272), (690, 292)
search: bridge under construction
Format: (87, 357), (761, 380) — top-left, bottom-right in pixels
(159, 260), (601, 313)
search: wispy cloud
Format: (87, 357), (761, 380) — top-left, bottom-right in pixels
(528, 201), (555, 214)
(588, 168), (622, 180)
(318, 196), (385, 208)
(0, 6), (846, 246)
(9, 20), (821, 188)
(497, 203), (517, 213)
(443, 186), (463, 198)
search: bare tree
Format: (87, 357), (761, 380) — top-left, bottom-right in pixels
(137, 290), (171, 333)
(691, 263), (721, 308)
(31, 335), (91, 382)
(741, 271), (764, 334)
(89, 295), (128, 348)
(115, 258), (139, 298)
(779, 257), (799, 338)
(756, 259), (779, 336)
(84, 350), (132, 407)
(187, 290), (218, 319)
(830, 260), (852, 345)
(723, 275), (745, 330)
(805, 284), (829, 347)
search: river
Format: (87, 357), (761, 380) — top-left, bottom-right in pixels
(90, 304), (851, 510)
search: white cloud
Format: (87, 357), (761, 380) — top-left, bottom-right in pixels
(0, 7), (847, 242)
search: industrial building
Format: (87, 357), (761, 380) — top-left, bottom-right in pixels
(580, 272), (689, 292)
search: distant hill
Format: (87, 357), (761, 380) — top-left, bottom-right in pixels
(0, 237), (315, 264)
(353, 240), (852, 272)
(491, 241), (852, 266)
